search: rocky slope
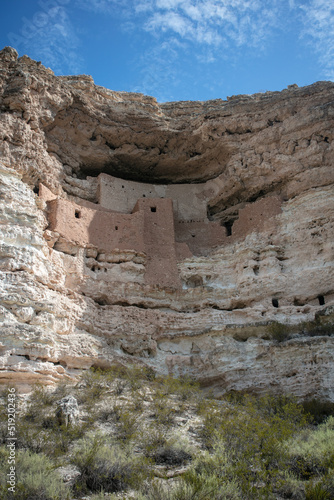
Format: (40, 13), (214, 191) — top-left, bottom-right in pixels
(0, 46), (333, 400)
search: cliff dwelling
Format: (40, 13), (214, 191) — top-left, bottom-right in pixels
(0, 47), (333, 401)
(41, 174), (282, 289)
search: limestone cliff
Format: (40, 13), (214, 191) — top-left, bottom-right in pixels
(0, 46), (333, 400)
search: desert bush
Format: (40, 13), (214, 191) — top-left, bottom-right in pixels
(302, 399), (334, 425)
(27, 383), (57, 407)
(11, 387), (91, 457)
(289, 455), (327, 480)
(305, 478), (334, 500)
(75, 368), (110, 404)
(99, 401), (122, 423)
(268, 322), (291, 342)
(152, 446), (192, 466)
(140, 426), (168, 457)
(71, 433), (149, 495)
(287, 416), (334, 471)
(141, 473), (240, 500)
(275, 472), (306, 500)
(129, 388), (146, 411)
(151, 390), (178, 427)
(301, 318), (334, 338)
(154, 374), (200, 402)
(113, 378), (127, 395)
(0, 445), (70, 499)
(115, 408), (140, 443)
(124, 365), (151, 390)
(146, 434), (194, 466)
(196, 399), (224, 449)
(197, 394), (310, 498)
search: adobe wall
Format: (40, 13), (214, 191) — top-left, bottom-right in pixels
(175, 220), (227, 256)
(134, 198), (181, 288)
(44, 184), (282, 289)
(46, 194), (183, 288)
(47, 198), (145, 254)
(231, 195), (282, 240)
(97, 173), (212, 221)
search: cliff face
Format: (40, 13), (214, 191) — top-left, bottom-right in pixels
(0, 46), (333, 400)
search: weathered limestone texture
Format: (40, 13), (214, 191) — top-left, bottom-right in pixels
(0, 46), (333, 400)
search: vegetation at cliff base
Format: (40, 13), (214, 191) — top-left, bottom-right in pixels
(0, 365), (334, 499)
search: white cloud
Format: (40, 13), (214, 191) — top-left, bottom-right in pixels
(140, 0), (281, 51)
(9, 4), (82, 74)
(77, 0), (327, 99)
(300, 0), (334, 80)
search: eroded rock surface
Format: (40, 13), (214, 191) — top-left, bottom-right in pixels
(0, 46), (333, 400)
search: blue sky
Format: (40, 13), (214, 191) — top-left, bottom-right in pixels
(1, 0), (333, 102)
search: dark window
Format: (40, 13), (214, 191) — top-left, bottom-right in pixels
(151, 207), (157, 212)
(223, 220), (234, 236)
(75, 210), (81, 219)
(115, 226), (118, 230)
(272, 298), (279, 308)
(318, 295), (325, 306)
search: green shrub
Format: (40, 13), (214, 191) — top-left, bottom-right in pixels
(146, 434), (194, 466)
(268, 322), (291, 342)
(151, 390), (178, 427)
(71, 433), (149, 495)
(140, 426), (168, 457)
(305, 479), (333, 500)
(289, 455), (326, 480)
(141, 473), (240, 500)
(76, 368), (110, 404)
(302, 399), (334, 425)
(0, 445), (70, 499)
(197, 394), (309, 497)
(301, 318), (334, 338)
(154, 374), (200, 402)
(287, 416), (334, 471)
(115, 408), (140, 443)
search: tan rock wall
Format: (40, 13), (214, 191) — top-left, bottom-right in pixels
(0, 47), (333, 400)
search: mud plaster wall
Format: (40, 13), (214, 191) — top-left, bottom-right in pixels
(175, 220), (227, 256)
(47, 195), (184, 288)
(98, 173), (214, 221)
(44, 185), (282, 288)
(134, 198), (181, 288)
(231, 195), (282, 240)
(47, 198), (145, 253)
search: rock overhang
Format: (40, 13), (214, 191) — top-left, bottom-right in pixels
(0, 45), (334, 399)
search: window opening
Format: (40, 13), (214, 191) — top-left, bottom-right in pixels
(75, 209), (81, 219)
(151, 207), (157, 212)
(318, 295), (325, 306)
(223, 220), (233, 237)
(272, 298), (279, 308)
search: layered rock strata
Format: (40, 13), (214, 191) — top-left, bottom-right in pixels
(0, 46), (333, 400)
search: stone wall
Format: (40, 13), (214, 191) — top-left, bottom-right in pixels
(175, 220), (227, 256)
(231, 195), (282, 240)
(98, 173), (216, 221)
(45, 183), (283, 285)
(47, 198), (145, 254)
(134, 198), (181, 288)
